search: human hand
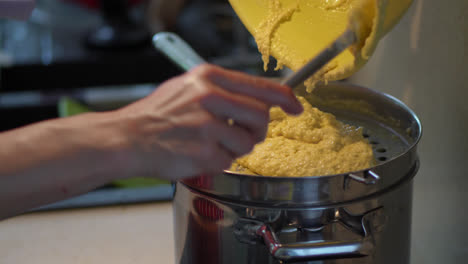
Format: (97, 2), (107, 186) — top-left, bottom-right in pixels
(116, 64), (303, 180)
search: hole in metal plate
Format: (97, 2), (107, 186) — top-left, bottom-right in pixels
(378, 157), (388, 162)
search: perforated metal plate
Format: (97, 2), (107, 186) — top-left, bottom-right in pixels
(330, 109), (409, 165)
(230, 82), (420, 175)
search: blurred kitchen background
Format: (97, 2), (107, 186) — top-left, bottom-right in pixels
(0, 0), (467, 264)
(0, 0), (280, 209)
(0, 0), (280, 130)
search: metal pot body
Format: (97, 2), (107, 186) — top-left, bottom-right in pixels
(174, 172), (415, 263)
(174, 178), (414, 264)
(172, 83), (421, 264)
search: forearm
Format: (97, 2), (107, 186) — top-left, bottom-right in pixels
(0, 111), (131, 219)
(0, 65), (303, 220)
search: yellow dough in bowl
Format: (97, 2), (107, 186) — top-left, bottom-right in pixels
(228, 0), (413, 90)
(233, 97), (376, 177)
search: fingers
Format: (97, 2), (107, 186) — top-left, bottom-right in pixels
(202, 120), (256, 158)
(191, 64), (303, 115)
(195, 142), (235, 174)
(192, 115), (258, 175)
(200, 88), (269, 142)
(147, 64), (306, 179)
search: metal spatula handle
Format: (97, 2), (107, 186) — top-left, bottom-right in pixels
(152, 32), (207, 71)
(281, 29), (356, 88)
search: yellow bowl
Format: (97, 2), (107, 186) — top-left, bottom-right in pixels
(228, 0), (413, 86)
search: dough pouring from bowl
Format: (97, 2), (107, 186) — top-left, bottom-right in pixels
(228, 0), (413, 90)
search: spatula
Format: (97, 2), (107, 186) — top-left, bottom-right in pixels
(152, 30), (355, 89)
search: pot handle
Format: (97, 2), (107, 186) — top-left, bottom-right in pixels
(256, 224), (374, 262)
(234, 208), (382, 263)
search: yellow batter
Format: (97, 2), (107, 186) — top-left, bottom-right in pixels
(225, 0), (412, 176)
(229, 0), (413, 90)
(232, 97), (375, 177)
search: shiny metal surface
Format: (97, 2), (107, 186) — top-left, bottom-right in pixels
(173, 83), (421, 263)
(174, 179), (414, 264)
(240, 217), (374, 261)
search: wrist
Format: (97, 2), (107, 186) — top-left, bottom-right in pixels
(71, 111), (136, 182)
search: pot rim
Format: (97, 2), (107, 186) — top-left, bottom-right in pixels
(223, 82), (422, 180)
(181, 82), (422, 206)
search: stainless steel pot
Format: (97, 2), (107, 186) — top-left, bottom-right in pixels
(173, 82), (422, 264)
